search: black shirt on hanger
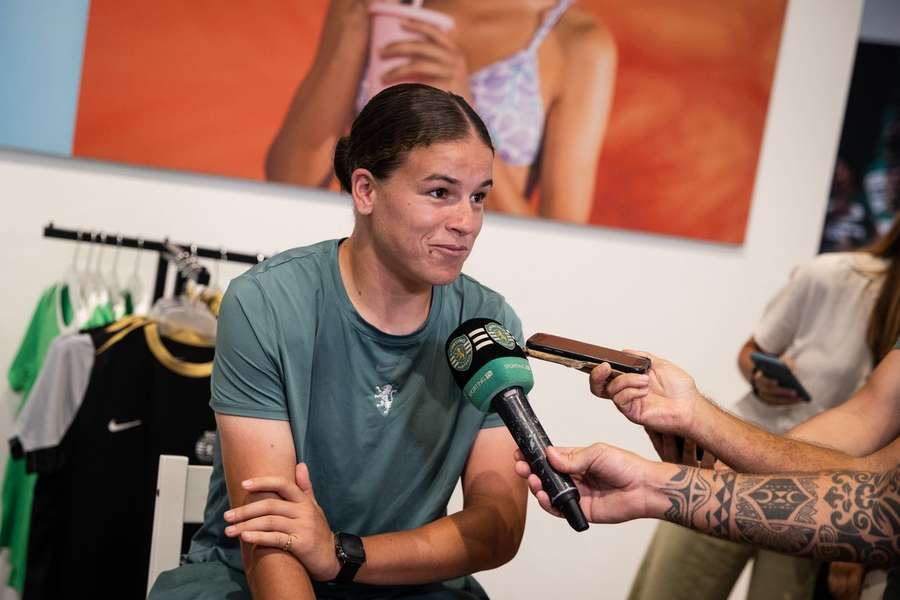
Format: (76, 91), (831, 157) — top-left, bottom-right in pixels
(24, 320), (216, 600)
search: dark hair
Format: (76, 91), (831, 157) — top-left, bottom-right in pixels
(864, 213), (900, 362)
(333, 83), (493, 193)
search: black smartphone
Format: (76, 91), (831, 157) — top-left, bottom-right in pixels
(525, 333), (650, 375)
(749, 351), (811, 402)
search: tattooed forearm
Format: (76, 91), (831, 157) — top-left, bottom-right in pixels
(658, 465), (900, 566)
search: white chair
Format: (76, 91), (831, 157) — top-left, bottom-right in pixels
(146, 455), (214, 598)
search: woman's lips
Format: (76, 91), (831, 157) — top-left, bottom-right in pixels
(431, 244), (468, 257)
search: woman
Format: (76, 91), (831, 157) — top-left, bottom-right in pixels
(151, 84), (528, 599)
(628, 213), (900, 600)
(265, 0), (617, 223)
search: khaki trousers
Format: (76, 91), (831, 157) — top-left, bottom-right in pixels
(628, 522), (819, 600)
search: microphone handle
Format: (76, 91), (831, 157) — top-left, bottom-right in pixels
(492, 387), (589, 532)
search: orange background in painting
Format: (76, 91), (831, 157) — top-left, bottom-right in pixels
(73, 1), (786, 244)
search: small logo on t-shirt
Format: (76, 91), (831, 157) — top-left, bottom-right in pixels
(374, 384), (398, 416)
(108, 418), (142, 433)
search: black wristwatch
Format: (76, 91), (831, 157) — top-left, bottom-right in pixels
(333, 532), (366, 583)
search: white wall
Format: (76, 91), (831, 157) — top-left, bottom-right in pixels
(0, 0), (863, 598)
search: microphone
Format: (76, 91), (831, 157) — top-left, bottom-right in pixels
(445, 318), (589, 532)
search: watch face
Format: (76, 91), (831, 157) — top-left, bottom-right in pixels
(337, 532), (366, 565)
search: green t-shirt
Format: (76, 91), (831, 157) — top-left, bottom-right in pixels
(1, 284), (115, 592)
(153, 240), (521, 600)
(7, 284), (73, 409)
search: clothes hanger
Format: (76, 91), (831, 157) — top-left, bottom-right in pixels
(92, 232), (113, 310)
(108, 233), (128, 319)
(154, 243), (217, 344)
(79, 232), (103, 317)
(60, 230), (90, 327)
(123, 237), (152, 316)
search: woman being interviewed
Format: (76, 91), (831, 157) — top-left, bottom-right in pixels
(151, 83), (527, 599)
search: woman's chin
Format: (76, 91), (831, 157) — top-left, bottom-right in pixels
(423, 264), (465, 286)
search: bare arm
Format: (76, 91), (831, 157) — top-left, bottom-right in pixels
(600, 350), (900, 474)
(226, 426), (527, 585)
(786, 351), (900, 462)
(703, 350), (900, 472)
(265, 0), (370, 187)
(650, 463), (900, 566)
(488, 18), (616, 221)
(538, 18), (616, 222)
(217, 414), (315, 599)
(519, 444), (900, 567)
(353, 426), (527, 584)
(737, 337), (758, 383)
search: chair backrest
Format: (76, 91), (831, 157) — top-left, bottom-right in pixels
(146, 455), (213, 598)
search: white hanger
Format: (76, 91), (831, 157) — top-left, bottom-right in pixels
(60, 231), (90, 327)
(153, 243), (217, 344)
(107, 233), (128, 319)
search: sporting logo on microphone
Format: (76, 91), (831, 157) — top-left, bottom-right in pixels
(448, 335), (473, 371)
(445, 318), (534, 412)
(485, 321), (516, 350)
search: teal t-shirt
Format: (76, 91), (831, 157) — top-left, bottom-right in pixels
(154, 239), (521, 599)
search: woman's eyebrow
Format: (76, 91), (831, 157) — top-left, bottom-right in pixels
(423, 173), (460, 185)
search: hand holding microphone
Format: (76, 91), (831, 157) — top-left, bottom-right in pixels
(445, 318), (589, 532)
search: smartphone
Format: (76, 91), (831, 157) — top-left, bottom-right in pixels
(525, 333), (650, 375)
(749, 351), (811, 402)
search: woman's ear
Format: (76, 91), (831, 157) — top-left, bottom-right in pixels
(351, 169), (377, 215)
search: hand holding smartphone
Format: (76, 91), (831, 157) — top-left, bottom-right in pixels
(525, 333), (705, 464)
(749, 351), (811, 402)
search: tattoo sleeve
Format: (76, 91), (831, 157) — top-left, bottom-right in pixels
(658, 465), (900, 566)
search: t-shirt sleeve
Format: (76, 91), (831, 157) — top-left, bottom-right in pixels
(7, 287), (54, 395)
(15, 333), (94, 454)
(480, 301), (525, 430)
(211, 276), (288, 420)
(753, 264), (815, 355)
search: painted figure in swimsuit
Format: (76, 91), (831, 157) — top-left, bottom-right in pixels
(265, 0), (617, 224)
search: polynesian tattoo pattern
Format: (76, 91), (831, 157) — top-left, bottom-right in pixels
(660, 466), (900, 565)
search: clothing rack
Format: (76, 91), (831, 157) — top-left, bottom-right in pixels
(43, 223), (266, 301)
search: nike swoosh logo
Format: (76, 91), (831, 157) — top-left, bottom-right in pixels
(108, 418), (142, 433)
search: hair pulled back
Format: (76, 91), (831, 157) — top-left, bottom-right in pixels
(333, 83), (493, 193)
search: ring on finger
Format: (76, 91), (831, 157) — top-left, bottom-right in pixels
(282, 534), (296, 553)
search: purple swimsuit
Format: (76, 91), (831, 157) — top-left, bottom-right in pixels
(468, 0), (573, 166)
(357, 0), (574, 167)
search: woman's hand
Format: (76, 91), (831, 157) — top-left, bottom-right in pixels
(380, 19), (472, 101)
(752, 356), (803, 406)
(224, 463), (339, 582)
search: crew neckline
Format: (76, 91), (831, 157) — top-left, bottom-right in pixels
(328, 239), (444, 346)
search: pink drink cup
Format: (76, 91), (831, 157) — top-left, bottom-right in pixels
(364, 2), (455, 101)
